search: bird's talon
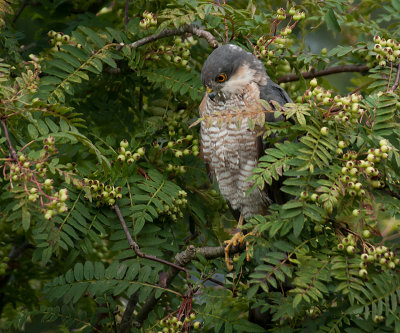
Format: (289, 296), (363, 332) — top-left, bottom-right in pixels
(224, 232), (243, 271)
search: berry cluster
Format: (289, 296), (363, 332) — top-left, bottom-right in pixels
(139, 11), (157, 29)
(151, 36), (197, 71)
(165, 136), (199, 158)
(276, 7), (305, 21)
(336, 233), (358, 254)
(82, 178), (122, 206)
(117, 139), (145, 165)
(372, 35), (400, 67)
(43, 188), (69, 220)
(4, 136), (78, 221)
(163, 136), (199, 175)
(47, 30), (82, 50)
(164, 109), (194, 139)
(158, 313), (201, 333)
(336, 232), (398, 279)
(359, 245), (399, 276)
(340, 139), (391, 194)
(254, 7), (305, 85)
(304, 78), (365, 125)
(158, 190), (187, 222)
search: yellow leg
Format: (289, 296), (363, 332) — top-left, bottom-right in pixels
(224, 215), (252, 271)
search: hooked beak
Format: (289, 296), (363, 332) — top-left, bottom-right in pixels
(206, 86), (216, 101)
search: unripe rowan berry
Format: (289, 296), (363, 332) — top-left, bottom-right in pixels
(300, 191), (308, 199)
(139, 19), (148, 29)
(310, 78), (318, 87)
(359, 269), (368, 277)
(346, 245), (355, 255)
(120, 139), (129, 148)
(320, 127), (329, 136)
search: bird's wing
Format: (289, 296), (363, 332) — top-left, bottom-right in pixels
(257, 79), (293, 204)
(259, 78), (293, 122)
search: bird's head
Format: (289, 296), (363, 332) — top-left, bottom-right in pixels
(201, 44), (268, 101)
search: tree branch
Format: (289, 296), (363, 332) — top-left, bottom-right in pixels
(277, 64), (369, 84)
(390, 62), (400, 92)
(122, 243), (242, 331)
(128, 24), (219, 49)
(1, 118), (18, 160)
(119, 290), (139, 333)
(124, 0), (129, 32)
(113, 204), (190, 279)
(12, 0), (29, 24)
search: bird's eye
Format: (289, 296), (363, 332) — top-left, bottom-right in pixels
(216, 73), (227, 83)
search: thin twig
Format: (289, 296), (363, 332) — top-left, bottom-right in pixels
(119, 243), (243, 332)
(387, 61), (394, 92)
(124, 0), (129, 32)
(128, 244), (243, 330)
(390, 62), (400, 92)
(119, 290), (139, 333)
(127, 24), (219, 49)
(1, 118), (18, 160)
(277, 64), (369, 84)
(113, 204), (190, 279)
(12, 0), (29, 23)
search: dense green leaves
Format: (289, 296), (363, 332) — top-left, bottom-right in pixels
(1, 1), (400, 332)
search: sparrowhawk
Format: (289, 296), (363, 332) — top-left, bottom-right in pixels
(199, 44), (292, 269)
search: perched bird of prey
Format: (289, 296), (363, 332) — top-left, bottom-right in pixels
(199, 44), (292, 270)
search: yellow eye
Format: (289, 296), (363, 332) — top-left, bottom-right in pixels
(216, 73), (227, 83)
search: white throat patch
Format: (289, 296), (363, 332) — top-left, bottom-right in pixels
(221, 64), (256, 95)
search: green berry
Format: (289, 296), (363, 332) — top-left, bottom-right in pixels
(362, 230), (371, 238)
(320, 127), (329, 136)
(359, 269), (368, 278)
(300, 191), (308, 200)
(346, 245), (355, 255)
(120, 139), (129, 148)
(310, 78), (318, 87)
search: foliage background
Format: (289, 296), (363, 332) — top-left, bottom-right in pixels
(1, 0), (400, 332)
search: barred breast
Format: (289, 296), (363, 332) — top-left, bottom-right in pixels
(200, 82), (268, 219)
